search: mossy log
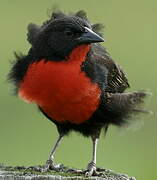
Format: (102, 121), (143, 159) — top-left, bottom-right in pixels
(0, 165), (136, 180)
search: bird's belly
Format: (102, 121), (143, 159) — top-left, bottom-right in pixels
(19, 60), (101, 124)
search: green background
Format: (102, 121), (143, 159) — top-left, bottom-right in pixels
(0, 0), (156, 179)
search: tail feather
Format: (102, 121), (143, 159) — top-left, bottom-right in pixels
(104, 91), (150, 126)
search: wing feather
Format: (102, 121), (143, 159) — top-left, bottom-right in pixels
(84, 44), (130, 93)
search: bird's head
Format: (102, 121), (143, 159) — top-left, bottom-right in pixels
(27, 10), (104, 60)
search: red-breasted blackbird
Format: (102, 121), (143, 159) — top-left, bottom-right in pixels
(9, 10), (148, 176)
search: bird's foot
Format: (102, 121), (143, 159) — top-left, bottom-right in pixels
(85, 162), (105, 177)
(85, 161), (97, 176)
(41, 159), (64, 172)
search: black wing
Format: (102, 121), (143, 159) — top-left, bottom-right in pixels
(82, 43), (130, 93)
(83, 43), (148, 127)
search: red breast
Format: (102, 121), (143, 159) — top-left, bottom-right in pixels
(19, 45), (101, 124)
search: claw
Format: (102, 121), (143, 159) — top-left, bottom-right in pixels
(85, 161), (96, 176)
(41, 159), (64, 172)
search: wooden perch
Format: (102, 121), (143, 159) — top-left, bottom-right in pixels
(0, 165), (136, 180)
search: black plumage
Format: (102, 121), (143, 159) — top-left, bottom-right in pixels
(8, 10), (149, 175)
(8, 10), (148, 136)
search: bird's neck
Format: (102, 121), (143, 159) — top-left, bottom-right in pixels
(66, 44), (91, 64)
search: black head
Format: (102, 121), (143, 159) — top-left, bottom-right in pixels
(27, 10), (104, 60)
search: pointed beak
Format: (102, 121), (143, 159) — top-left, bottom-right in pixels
(77, 27), (105, 44)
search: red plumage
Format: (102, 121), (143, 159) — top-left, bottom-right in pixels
(8, 10), (149, 176)
(19, 45), (101, 124)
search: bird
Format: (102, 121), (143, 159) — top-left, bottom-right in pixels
(8, 10), (148, 176)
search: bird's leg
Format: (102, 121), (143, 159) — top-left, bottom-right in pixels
(85, 135), (99, 176)
(44, 134), (64, 171)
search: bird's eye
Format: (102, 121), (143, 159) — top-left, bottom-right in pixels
(64, 28), (74, 37)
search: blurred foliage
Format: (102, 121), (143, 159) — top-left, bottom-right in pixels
(0, 0), (156, 180)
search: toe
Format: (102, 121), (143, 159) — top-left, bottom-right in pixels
(85, 161), (96, 176)
(85, 169), (94, 176)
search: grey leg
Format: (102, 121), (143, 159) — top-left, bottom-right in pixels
(45, 134), (64, 170)
(85, 136), (99, 176)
